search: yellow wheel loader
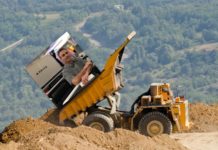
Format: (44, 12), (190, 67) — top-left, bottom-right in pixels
(26, 31), (189, 136)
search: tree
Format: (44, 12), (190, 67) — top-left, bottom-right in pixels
(156, 44), (175, 65)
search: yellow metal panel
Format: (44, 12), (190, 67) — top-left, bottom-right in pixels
(179, 100), (189, 130)
(173, 100), (189, 131)
(59, 76), (109, 122)
(172, 105), (180, 115)
(59, 31), (136, 122)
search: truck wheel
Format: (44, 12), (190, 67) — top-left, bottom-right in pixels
(82, 113), (114, 132)
(138, 111), (172, 136)
(63, 119), (77, 128)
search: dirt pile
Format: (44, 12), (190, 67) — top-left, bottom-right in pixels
(189, 103), (218, 132)
(40, 108), (83, 127)
(1, 103), (218, 149)
(0, 118), (188, 150)
(19, 127), (187, 150)
(39, 108), (61, 125)
(0, 117), (55, 143)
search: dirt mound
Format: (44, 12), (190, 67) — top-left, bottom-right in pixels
(0, 118), (55, 143)
(18, 126), (187, 150)
(189, 103), (218, 132)
(40, 108), (83, 127)
(2, 103), (218, 149)
(40, 108), (61, 126)
(0, 118), (187, 150)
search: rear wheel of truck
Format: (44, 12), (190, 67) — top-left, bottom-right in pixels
(82, 113), (114, 132)
(138, 111), (172, 137)
(63, 119), (77, 128)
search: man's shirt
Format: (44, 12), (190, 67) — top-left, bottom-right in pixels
(62, 56), (86, 85)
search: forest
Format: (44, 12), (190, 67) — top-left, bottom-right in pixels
(0, 0), (218, 130)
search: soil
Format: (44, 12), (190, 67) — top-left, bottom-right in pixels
(189, 103), (218, 132)
(0, 119), (187, 150)
(0, 103), (218, 150)
(171, 132), (218, 150)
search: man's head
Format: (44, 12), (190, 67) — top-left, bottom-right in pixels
(58, 48), (72, 64)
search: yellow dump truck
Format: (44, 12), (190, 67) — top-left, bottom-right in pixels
(26, 31), (189, 136)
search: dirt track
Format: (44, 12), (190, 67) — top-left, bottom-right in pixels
(170, 103), (218, 150)
(172, 132), (218, 150)
(0, 103), (218, 150)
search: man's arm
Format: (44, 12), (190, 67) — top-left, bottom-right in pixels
(71, 60), (93, 85)
(81, 61), (93, 84)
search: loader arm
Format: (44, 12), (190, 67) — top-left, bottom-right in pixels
(58, 31), (136, 123)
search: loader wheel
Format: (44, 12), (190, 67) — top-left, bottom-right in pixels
(138, 112), (172, 137)
(82, 113), (114, 132)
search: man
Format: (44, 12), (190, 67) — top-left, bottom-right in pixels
(58, 48), (93, 86)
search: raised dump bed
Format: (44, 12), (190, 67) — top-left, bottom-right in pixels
(59, 32), (136, 122)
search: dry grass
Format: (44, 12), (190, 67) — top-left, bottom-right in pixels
(186, 42), (218, 52)
(34, 12), (60, 25)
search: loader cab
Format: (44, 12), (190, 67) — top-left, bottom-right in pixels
(26, 32), (100, 108)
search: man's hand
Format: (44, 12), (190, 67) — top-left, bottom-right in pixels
(81, 61), (92, 85)
(72, 60), (93, 85)
(84, 60), (92, 70)
(81, 73), (89, 84)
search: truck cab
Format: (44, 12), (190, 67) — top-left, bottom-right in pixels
(26, 32), (100, 108)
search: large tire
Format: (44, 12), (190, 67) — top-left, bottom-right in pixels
(138, 111), (172, 137)
(63, 119), (77, 128)
(82, 113), (114, 132)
